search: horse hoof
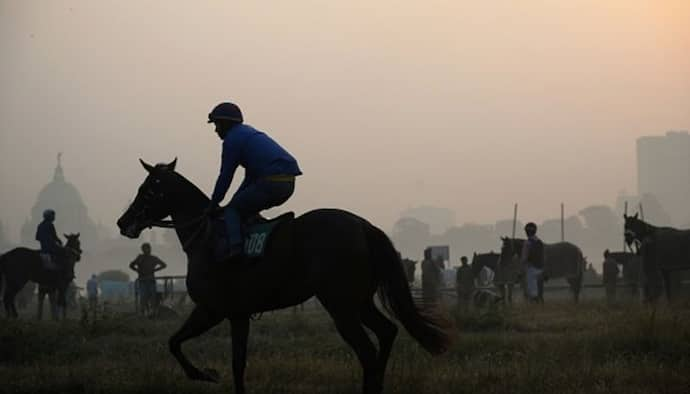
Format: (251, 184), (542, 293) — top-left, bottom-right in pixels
(188, 367), (219, 383)
(202, 368), (220, 383)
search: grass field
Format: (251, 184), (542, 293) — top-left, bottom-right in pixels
(1, 300), (690, 394)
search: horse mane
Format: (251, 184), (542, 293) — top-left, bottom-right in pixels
(160, 167), (210, 206)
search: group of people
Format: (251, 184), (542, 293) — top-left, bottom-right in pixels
(37, 207), (168, 316)
(414, 222), (547, 306)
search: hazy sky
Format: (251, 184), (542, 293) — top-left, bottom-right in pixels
(1, 1), (689, 242)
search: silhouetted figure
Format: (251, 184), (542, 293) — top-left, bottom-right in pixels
(1, 233), (81, 319)
(35, 209), (64, 269)
(402, 258), (417, 283)
(455, 256), (474, 308)
(521, 222), (544, 303)
(129, 243), (166, 316)
(421, 249), (443, 304)
(602, 250), (619, 304)
(205, 102), (302, 263)
(86, 274), (99, 314)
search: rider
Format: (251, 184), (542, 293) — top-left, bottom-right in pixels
(35, 209), (64, 266)
(205, 102), (302, 263)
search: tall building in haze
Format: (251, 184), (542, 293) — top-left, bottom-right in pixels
(637, 130), (690, 225)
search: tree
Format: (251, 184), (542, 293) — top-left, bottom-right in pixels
(391, 217), (431, 260)
(97, 270), (130, 282)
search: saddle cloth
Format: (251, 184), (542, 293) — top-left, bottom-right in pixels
(212, 212), (294, 259)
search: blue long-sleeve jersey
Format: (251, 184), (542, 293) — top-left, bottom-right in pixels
(36, 220), (62, 253)
(211, 124), (302, 205)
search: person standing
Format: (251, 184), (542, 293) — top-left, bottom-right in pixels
(422, 249), (442, 304)
(86, 274), (99, 317)
(129, 243), (167, 316)
(455, 256), (474, 309)
(602, 250), (620, 304)
(520, 222), (544, 303)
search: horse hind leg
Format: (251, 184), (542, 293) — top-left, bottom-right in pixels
(322, 303), (379, 394)
(36, 289), (44, 320)
(3, 288), (19, 318)
(360, 302), (398, 392)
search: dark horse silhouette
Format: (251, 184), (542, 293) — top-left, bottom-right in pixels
(499, 237), (585, 302)
(624, 213), (690, 301)
(0, 233), (82, 319)
(116, 159), (451, 394)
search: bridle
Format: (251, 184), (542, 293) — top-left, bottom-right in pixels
(127, 177), (216, 252)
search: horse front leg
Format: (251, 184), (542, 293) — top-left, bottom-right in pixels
(169, 306), (224, 383)
(230, 317), (250, 394)
(48, 290), (59, 320)
(57, 288), (67, 320)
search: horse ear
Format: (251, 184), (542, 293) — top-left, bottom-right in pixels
(76, 232), (80, 238)
(633, 212), (639, 219)
(167, 157), (177, 170)
(139, 159), (154, 173)
(63, 233), (68, 239)
(623, 213), (628, 219)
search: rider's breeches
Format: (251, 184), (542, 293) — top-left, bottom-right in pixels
(224, 179), (295, 247)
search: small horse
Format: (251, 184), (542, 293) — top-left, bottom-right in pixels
(116, 159), (451, 394)
(499, 237), (585, 302)
(0, 233), (82, 319)
(624, 213), (690, 301)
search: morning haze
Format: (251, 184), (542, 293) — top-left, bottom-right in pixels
(1, 1), (689, 249)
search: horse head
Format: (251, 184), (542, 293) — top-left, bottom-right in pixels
(117, 158), (178, 238)
(623, 213), (651, 247)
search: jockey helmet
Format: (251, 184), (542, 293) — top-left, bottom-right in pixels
(43, 209), (56, 221)
(208, 102), (243, 124)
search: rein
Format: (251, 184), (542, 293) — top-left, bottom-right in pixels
(150, 215), (211, 252)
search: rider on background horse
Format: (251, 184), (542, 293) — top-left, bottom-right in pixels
(204, 102), (302, 263)
(35, 209), (65, 268)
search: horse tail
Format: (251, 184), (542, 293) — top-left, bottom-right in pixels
(366, 224), (452, 355)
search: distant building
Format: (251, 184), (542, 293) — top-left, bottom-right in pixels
(637, 131), (690, 225)
(20, 153), (101, 247)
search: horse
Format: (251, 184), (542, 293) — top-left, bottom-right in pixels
(499, 237), (585, 302)
(0, 233), (82, 319)
(624, 213), (690, 301)
(470, 251), (519, 304)
(116, 159), (451, 394)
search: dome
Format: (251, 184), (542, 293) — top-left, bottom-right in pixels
(21, 153), (99, 247)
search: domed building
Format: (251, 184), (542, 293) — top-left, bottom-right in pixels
(20, 153), (100, 248)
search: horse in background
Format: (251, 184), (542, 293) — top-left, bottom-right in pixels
(499, 237), (585, 302)
(624, 213), (690, 302)
(0, 233), (82, 319)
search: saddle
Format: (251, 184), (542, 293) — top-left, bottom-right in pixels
(211, 212), (294, 260)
